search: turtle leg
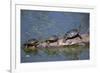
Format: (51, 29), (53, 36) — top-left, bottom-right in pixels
(34, 44), (38, 48)
(46, 41), (50, 47)
(57, 40), (59, 46)
(77, 34), (82, 39)
(63, 38), (68, 43)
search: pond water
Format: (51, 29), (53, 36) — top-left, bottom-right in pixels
(21, 10), (90, 63)
(21, 44), (89, 63)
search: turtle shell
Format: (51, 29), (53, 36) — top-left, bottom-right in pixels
(27, 39), (38, 44)
(65, 29), (79, 38)
(48, 35), (58, 41)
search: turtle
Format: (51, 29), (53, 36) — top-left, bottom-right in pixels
(23, 39), (39, 48)
(45, 35), (59, 46)
(63, 29), (82, 43)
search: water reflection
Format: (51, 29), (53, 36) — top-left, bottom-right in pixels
(21, 43), (89, 63)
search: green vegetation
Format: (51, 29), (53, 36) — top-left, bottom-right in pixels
(24, 47), (38, 55)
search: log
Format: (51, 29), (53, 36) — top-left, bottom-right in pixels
(38, 34), (89, 47)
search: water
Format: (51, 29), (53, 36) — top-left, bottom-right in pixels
(21, 10), (90, 63)
(21, 44), (89, 63)
(21, 10), (89, 44)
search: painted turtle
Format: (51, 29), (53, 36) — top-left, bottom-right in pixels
(45, 35), (59, 46)
(63, 29), (82, 43)
(23, 39), (39, 48)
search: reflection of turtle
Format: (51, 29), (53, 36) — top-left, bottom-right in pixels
(23, 39), (39, 48)
(63, 29), (82, 43)
(45, 35), (59, 46)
